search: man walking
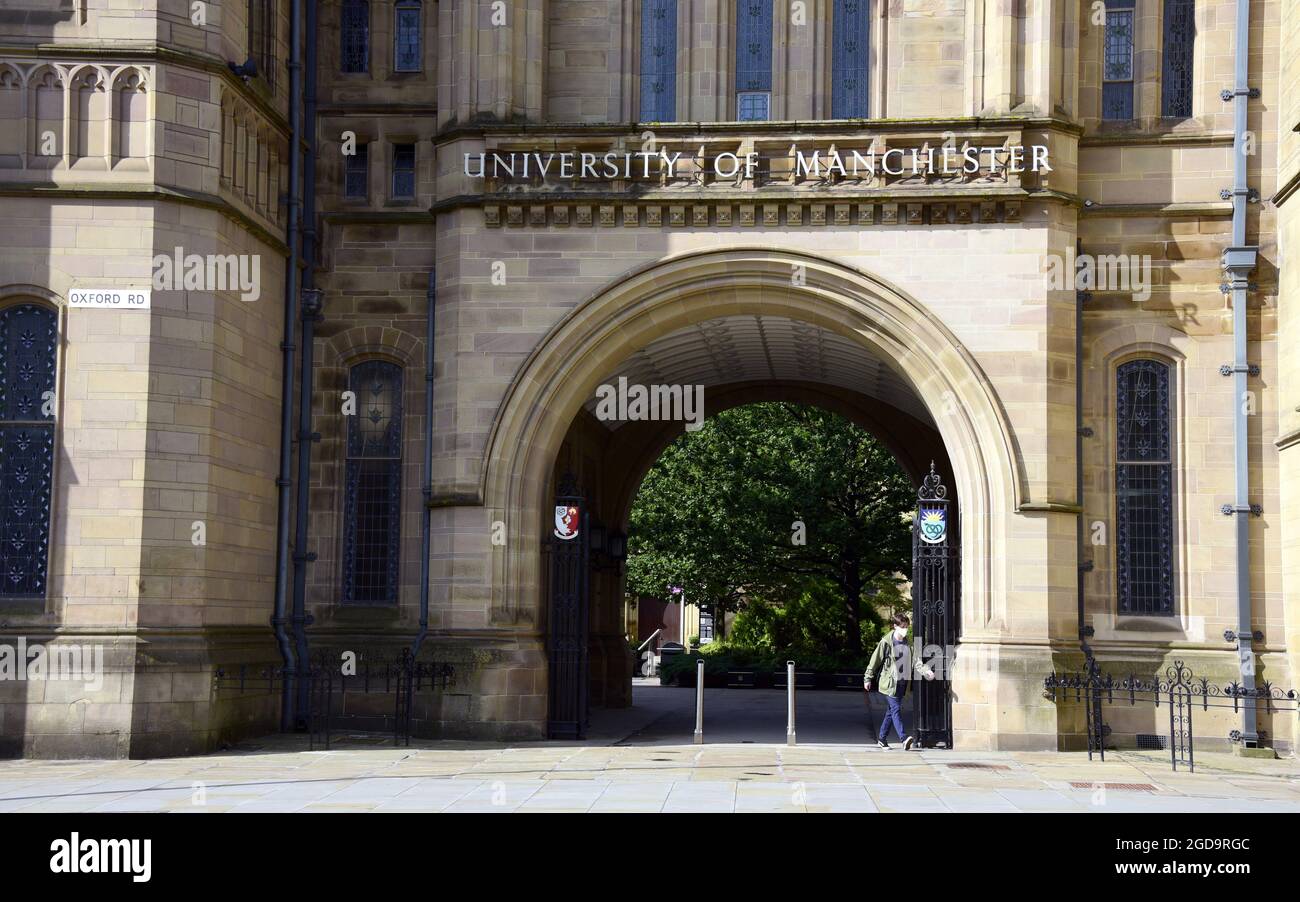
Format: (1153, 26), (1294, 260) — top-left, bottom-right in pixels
(863, 613), (933, 750)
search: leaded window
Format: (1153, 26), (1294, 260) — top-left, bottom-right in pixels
(392, 143), (415, 198)
(639, 0), (677, 122)
(343, 360), (403, 604)
(394, 0), (422, 73)
(247, 0), (277, 91)
(1116, 359), (1174, 616)
(345, 142), (368, 199)
(737, 92), (769, 122)
(0, 304), (57, 600)
(735, 0), (772, 121)
(341, 0), (369, 74)
(831, 0), (870, 118)
(1102, 0), (1135, 120)
(1161, 0), (1195, 118)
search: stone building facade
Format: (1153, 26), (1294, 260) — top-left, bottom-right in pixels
(0, 0), (1297, 757)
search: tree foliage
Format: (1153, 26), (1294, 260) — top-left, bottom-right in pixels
(626, 402), (915, 654)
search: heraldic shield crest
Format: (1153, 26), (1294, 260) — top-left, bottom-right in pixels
(554, 504), (579, 540)
(919, 507), (947, 544)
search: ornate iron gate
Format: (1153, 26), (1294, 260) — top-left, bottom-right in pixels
(547, 474), (590, 739)
(912, 462), (957, 748)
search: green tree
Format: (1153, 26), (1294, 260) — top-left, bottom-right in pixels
(626, 402), (914, 654)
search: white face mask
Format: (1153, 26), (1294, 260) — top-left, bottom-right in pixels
(893, 627), (907, 641)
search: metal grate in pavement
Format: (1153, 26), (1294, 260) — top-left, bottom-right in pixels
(1069, 781), (1159, 792)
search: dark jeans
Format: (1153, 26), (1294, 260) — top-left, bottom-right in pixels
(877, 692), (906, 742)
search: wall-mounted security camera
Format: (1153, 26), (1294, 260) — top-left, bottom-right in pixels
(228, 57), (258, 83)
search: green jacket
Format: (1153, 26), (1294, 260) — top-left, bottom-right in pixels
(863, 633), (929, 698)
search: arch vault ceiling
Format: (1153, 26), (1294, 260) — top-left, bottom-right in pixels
(585, 315), (934, 428)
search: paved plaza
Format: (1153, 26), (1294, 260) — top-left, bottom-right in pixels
(2, 683), (1297, 813)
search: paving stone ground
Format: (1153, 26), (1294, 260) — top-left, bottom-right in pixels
(2, 683), (1297, 813)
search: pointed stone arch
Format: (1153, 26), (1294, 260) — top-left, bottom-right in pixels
(480, 247), (1026, 651)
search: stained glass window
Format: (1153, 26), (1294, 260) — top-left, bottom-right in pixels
(735, 0), (773, 120)
(1102, 0), (1135, 120)
(394, 0), (422, 73)
(1161, 0), (1195, 118)
(343, 360), (403, 604)
(341, 0), (369, 74)
(831, 0), (870, 119)
(0, 304), (57, 600)
(639, 0), (677, 121)
(1116, 359), (1174, 616)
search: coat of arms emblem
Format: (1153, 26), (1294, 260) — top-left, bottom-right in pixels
(918, 507), (946, 544)
(554, 504), (580, 540)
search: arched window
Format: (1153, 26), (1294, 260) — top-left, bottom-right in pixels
(341, 0), (370, 74)
(1101, 0), (1135, 120)
(343, 360), (402, 604)
(1161, 0), (1195, 118)
(0, 304), (57, 600)
(735, 0), (773, 121)
(394, 0), (422, 73)
(639, 0), (677, 122)
(1115, 359), (1174, 616)
(831, 0), (870, 118)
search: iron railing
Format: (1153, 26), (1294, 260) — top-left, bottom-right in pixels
(214, 649), (455, 750)
(1043, 659), (1298, 772)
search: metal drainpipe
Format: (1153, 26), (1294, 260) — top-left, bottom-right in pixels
(1224, 0), (1261, 747)
(272, 0), (305, 730)
(288, 0), (321, 729)
(1075, 240), (1095, 667)
(411, 270), (436, 660)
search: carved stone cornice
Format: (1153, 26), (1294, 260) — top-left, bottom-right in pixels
(478, 196), (1033, 229)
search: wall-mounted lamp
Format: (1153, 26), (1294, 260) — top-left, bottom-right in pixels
(589, 524), (607, 556)
(607, 532), (627, 562)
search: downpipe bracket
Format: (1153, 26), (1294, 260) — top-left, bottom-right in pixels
(1219, 187), (1260, 203)
(1220, 87), (1261, 101)
(1220, 503), (1262, 517)
(1219, 363), (1260, 377)
(1223, 629), (1263, 644)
